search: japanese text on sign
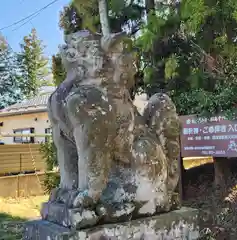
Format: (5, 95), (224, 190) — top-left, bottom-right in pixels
(180, 115), (237, 158)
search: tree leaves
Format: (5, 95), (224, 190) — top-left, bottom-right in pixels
(52, 54), (66, 86)
(18, 28), (50, 98)
(135, 0), (237, 118)
(56, 0), (237, 118)
(165, 54), (179, 80)
(0, 41), (23, 109)
(181, 0), (210, 33)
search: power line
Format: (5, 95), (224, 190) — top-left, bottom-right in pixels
(12, 1), (38, 32)
(12, 11), (42, 32)
(1, 0), (28, 43)
(0, 0), (60, 31)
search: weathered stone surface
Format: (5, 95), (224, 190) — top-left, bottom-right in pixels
(24, 207), (200, 240)
(41, 202), (98, 229)
(96, 202), (135, 223)
(45, 29), (182, 227)
(24, 220), (73, 240)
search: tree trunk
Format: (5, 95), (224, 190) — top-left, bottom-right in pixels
(98, 0), (110, 36)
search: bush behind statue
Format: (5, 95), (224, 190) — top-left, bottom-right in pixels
(40, 140), (60, 193)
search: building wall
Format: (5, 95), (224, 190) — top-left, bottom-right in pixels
(0, 112), (51, 144)
(0, 93), (148, 144)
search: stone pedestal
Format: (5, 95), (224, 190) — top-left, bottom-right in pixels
(24, 207), (201, 240)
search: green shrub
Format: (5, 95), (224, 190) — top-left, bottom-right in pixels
(40, 140), (57, 171)
(43, 172), (60, 194)
(40, 140), (60, 193)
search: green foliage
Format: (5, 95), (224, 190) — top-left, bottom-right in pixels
(164, 54), (179, 80)
(40, 139), (59, 193)
(52, 53), (66, 86)
(59, 2), (99, 34)
(136, 8), (195, 96)
(0, 35), (7, 51)
(0, 213), (25, 239)
(18, 28), (50, 98)
(40, 140), (57, 171)
(72, 0), (101, 33)
(108, 0), (144, 34)
(0, 36), (24, 109)
(136, 0), (237, 118)
(43, 172), (60, 194)
(60, 0), (144, 34)
(57, 0), (237, 118)
(181, 0), (209, 33)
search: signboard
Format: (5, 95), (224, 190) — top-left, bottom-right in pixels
(180, 115), (237, 158)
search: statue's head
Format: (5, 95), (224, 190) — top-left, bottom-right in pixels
(60, 30), (104, 80)
(101, 33), (136, 90)
(60, 30), (136, 90)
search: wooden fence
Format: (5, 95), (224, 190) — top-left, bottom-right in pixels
(0, 144), (46, 175)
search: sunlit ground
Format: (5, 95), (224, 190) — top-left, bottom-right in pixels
(0, 195), (48, 240)
(183, 156), (213, 169)
(0, 195), (48, 219)
(0, 157), (214, 239)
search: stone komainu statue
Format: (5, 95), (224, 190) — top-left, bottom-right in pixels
(43, 30), (181, 229)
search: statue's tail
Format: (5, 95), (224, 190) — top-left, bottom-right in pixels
(143, 93), (181, 192)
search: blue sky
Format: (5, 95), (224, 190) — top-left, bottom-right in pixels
(0, 0), (71, 57)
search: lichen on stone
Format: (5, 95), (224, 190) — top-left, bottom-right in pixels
(46, 30), (182, 230)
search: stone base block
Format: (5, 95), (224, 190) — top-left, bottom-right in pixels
(41, 202), (98, 229)
(24, 207), (200, 240)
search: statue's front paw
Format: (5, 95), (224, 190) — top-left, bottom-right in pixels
(73, 190), (94, 208)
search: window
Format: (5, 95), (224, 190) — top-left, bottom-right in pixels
(13, 128), (34, 144)
(45, 128), (52, 142)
